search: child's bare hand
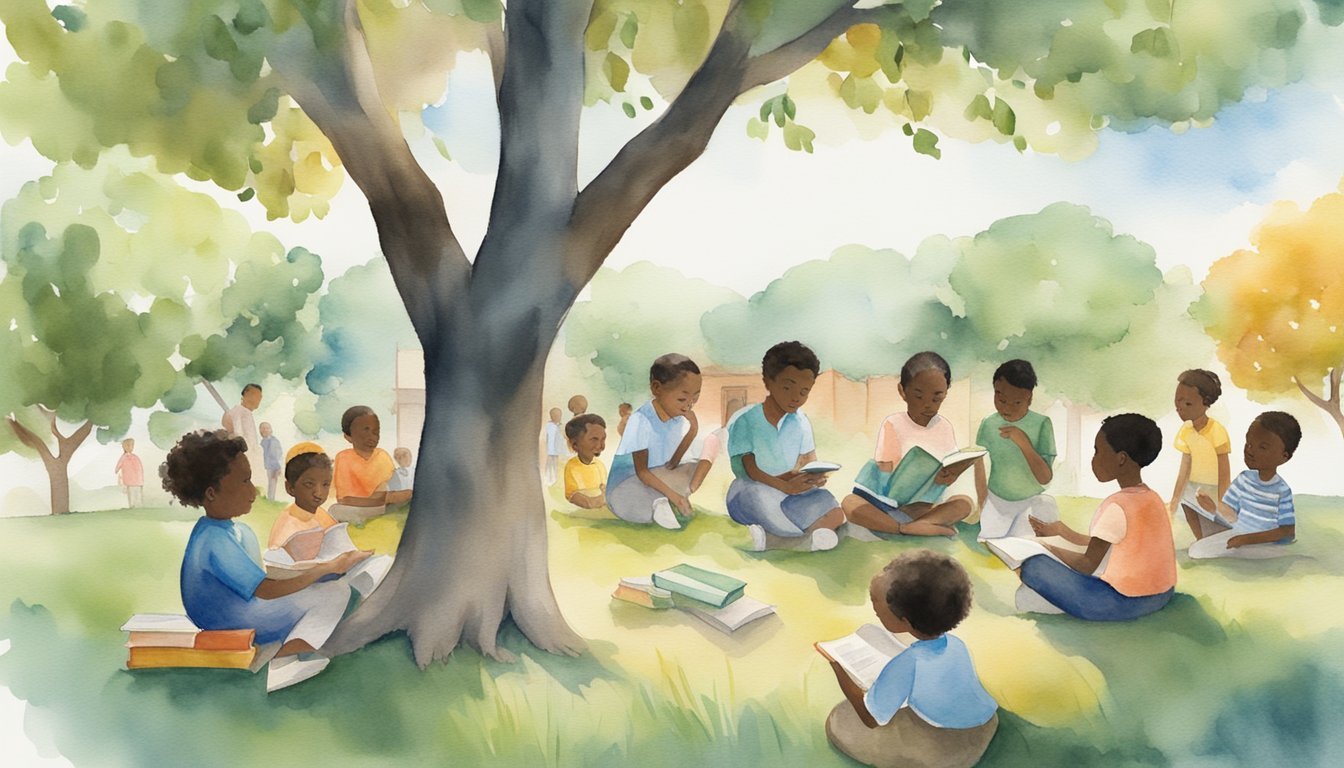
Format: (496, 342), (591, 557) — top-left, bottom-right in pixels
(998, 425), (1029, 446)
(934, 466), (958, 485)
(1194, 489), (1216, 512)
(1029, 516), (1062, 537)
(783, 474), (815, 495)
(671, 494), (694, 518)
(327, 549), (372, 575)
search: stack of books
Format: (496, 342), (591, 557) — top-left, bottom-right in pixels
(611, 563), (776, 634)
(120, 614), (257, 670)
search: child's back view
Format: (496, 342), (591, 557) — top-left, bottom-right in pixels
(823, 550), (998, 768)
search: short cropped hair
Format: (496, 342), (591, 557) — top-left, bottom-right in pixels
(161, 429), (247, 507)
(762, 341), (821, 379)
(285, 450), (333, 486)
(241, 383), (262, 396)
(880, 550), (973, 636)
(993, 359), (1038, 390)
(900, 351), (951, 388)
(565, 413), (606, 443)
(1255, 411), (1301, 456)
(341, 405), (376, 436)
(650, 353), (701, 386)
(1178, 369), (1222, 406)
(1098, 413), (1162, 467)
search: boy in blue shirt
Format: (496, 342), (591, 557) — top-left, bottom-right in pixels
(1190, 411), (1300, 559)
(163, 429), (369, 691)
(972, 359), (1058, 540)
(825, 550), (998, 767)
(726, 341), (844, 551)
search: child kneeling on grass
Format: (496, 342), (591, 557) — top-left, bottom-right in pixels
(825, 550), (998, 768)
(163, 429), (370, 691)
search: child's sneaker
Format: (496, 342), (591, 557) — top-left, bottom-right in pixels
(266, 653), (331, 693)
(748, 524), (768, 552)
(651, 497), (681, 530)
(810, 528), (839, 552)
(1014, 584), (1065, 615)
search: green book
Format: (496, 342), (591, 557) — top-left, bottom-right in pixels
(651, 564), (746, 608)
(853, 446), (987, 508)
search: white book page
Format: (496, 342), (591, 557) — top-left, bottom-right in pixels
(817, 624), (906, 690)
(316, 523), (356, 562)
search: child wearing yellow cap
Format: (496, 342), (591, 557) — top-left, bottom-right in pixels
(268, 442), (339, 549)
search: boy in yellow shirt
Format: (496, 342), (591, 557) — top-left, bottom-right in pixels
(1167, 369), (1232, 540)
(564, 414), (609, 510)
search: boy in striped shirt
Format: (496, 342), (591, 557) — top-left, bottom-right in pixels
(1190, 411), (1300, 559)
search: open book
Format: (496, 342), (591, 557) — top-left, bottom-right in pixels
(814, 623), (908, 690)
(853, 446), (986, 508)
(983, 536), (1086, 569)
(799, 460), (841, 474)
(263, 523), (391, 596)
(681, 595), (775, 634)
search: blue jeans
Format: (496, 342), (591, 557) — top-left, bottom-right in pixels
(1020, 556), (1173, 621)
(726, 479), (838, 537)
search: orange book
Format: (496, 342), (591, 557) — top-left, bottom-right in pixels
(126, 646), (257, 670)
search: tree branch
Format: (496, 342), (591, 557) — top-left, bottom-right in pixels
(740, 3), (870, 91)
(1294, 376), (1338, 417)
(7, 415), (54, 464)
(59, 420), (94, 460)
(269, 0), (471, 343)
(567, 2), (870, 285)
(1330, 366), (1343, 408)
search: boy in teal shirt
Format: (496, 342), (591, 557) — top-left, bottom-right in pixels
(973, 359), (1058, 540)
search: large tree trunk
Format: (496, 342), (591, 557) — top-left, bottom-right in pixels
(6, 413), (92, 515)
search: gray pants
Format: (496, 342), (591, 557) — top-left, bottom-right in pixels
(607, 464), (696, 524)
(825, 702), (998, 768)
(726, 478), (838, 537)
(1189, 528), (1295, 559)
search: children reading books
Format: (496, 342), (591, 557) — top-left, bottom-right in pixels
(1167, 369), (1233, 541)
(564, 414), (609, 510)
(1188, 411), (1300, 559)
(1014, 414), (1177, 621)
(973, 359), (1058, 540)
(607, 354), (711, 529)
(843, 351), (976, 537)
(330, 406), (411, 523)
(163, 429), (369, 690)
(269, 442), (337, 548)
(725, 341), (845, 551)
(821, 550), (998, 768)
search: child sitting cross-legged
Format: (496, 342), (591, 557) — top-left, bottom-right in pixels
(1189, 411), (1301, 559)
(163, 430), (369, 691)
(824, 550), (999, 768)
(564, 413), (609, 510)
(1015, 414), (1177, 621)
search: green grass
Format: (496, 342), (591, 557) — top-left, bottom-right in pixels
(2, 489), (1343, 767)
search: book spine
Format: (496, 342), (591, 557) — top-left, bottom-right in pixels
(194, 630), (257, 651)
(652, 575), (726, 607)
(127, 647), (256, 670)
(126, 631), (197, 648)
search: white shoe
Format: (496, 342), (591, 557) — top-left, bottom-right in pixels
(266, 654), (331, 693)
(651, 497), (681, 530)
(810, 528), (839, 552)
(748, 524), (767, 552)
(1015, 585), (1065, 615)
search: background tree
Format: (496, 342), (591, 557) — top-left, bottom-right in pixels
(1194, 186), (1344, 439)
(0, 0), (1336, 663)
(935, 202), (1213, 489)
(564, 262), (742, 404)
(0, 153), (324, 513)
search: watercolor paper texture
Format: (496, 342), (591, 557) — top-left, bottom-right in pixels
(2, 2), (1343, 766)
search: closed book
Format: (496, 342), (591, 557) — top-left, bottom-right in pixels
(127, 646), (257, 670)
(611, 584), (674, 609)
(651, 564), (746, 608)
(126, 629), (255, 650)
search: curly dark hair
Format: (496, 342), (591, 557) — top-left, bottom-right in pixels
(285, 451), (333, 486)
(762, 340), (821, 379)
(160, 429), (247, 508)
(879, 549), (973, 636)
(993, 359), (1038, 390)
(649, 353), (701, 386)
(564, 413), (606, 443)
(1256, 411), (1302, 457)
(1177, 369), (1222, 406)
(900, 351), (951, 388)
(1099, 413), (1163, 468)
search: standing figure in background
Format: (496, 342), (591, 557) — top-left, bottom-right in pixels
(544, 407), (565, 485)
(115, 438), (144, 508)
(222, 383), (263, 482)
(260, 422), (283, 501)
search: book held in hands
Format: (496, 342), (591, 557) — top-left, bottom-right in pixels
(263, 522), (392, 596)
(982, 536), (1085, 570)
(853, 446), (987, 508)
(814, 623), (909, 690)
(799, 460), (841, 474)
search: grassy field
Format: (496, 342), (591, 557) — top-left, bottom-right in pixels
(2, 481), (1342, 767)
